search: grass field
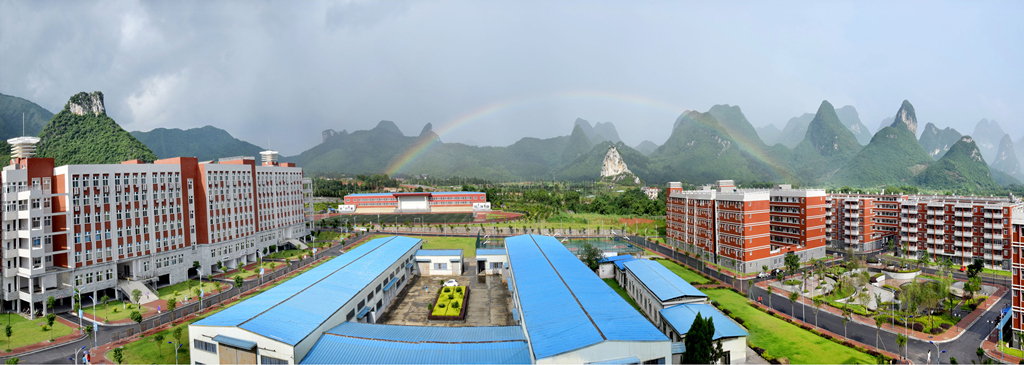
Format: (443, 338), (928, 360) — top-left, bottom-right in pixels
(156, 281), (221, 303)
(653, 258), (709, 285)
(0, 313), (74, 350)
(265, 249), (311, 261)
(983, 268), (1011, 277)
(603, 279), (644, 315)
(82, 300), (150, 323)
(370, 234), (478, 257)
(704, 289), (875, 364)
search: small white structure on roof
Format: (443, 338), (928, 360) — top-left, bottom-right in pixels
(414, 249), (464, 275)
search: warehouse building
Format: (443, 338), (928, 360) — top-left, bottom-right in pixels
(475, 248), (508, 275)
(340, 191), (489, 214)
(660, 303), (748, 364)
(301, 322), (531, 364)
(620, 259), (708, 325)
(505, 234), (671, 364)
(188, 236), (421, 365)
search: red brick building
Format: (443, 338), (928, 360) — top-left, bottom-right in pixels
(666, 180), (827, 273)
(825, 194), (905, 252)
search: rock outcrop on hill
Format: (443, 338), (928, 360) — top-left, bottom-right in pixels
(600, 146), (642, 184)
(67, 91), (106, 116)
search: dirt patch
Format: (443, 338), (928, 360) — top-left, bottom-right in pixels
(619, 218), (654, 225)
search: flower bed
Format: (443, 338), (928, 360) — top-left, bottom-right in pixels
(428, 286), (470, 321)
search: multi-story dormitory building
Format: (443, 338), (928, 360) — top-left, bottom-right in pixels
(1009, 207), (1023, 339)
(899, 195), (1020, 269)
(825, 193), (905, 252)
(1, 137), (311, 318)
(665, 180), (828, 274)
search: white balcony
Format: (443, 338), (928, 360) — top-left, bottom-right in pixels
(985, 223), (995, 229)
(985, 212), (1004, 219)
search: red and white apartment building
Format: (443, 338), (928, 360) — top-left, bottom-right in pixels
(340, 191), (489, 214)
(898, 196), (1019, 269)
(1, 138), (311, 317)
(666, 180), (828, 274)
(1010, 206), (1023, 337)
(825, 193), (905, 253)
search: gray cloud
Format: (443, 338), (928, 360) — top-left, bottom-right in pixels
(1, 0), (1022, 155)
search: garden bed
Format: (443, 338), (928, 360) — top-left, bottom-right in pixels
(428, 286), (470, 321)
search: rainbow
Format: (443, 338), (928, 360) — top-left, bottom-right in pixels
(382, 90), (794, 182)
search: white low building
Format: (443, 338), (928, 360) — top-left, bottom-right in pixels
(620, 259), (708, 325)
(414, 249), (463, 276)
(661, 303), (749, 364)
(475, 248), (507, 275)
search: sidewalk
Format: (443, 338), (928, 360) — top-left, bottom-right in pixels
(2, 316), (85, 356)
(981, 325), (1022, 364)
(756, 279), (1006, 343)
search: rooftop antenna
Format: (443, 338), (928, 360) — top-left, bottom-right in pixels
(22, 113), (25, 136)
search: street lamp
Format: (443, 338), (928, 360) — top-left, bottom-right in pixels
(89, 295), (97, 349)
(70, 345), (86, 365)
(168, 341), (184, 365)
(929, 340), (944, 364)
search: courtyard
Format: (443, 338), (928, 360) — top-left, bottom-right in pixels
(379, 267), (513, 327)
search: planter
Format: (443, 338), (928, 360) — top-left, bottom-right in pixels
(881, 269), (920, 280)
(428, 286), (471, 321)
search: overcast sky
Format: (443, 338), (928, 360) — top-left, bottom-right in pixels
(2, 1), (1022, 155)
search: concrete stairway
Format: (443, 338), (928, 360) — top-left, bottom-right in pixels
(118, 280), (159, 305)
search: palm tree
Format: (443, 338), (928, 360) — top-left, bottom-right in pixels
(896, 334), (908, 361)
(766, 285), (773, 309)
(812, 296), (823, 328)
(842, 305), (853, 338)
(789, 291), (800, 325)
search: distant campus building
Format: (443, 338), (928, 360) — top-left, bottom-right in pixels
(340, 191), (489, 214)
(1, 137), (311, 318)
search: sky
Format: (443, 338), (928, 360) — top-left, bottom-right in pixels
(1, 0), (1022, 155)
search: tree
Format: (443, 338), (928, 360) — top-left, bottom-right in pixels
(784, 252), (800, 280)
(154, 333), (165, 352)
(896, 334), (908, 361)
(762, 265), (769, 279)
(235, 276), (244, 297)
(166, 297), (177, 323)
(812, 296), (823, 328)
(173, 326), (183, 345)
(682, 313), (724, 364)
(100, 294), (110, 321)
(577, 242), (602, 270)
(130, 311), (143, 336)
(917, 253), (930, 269)
(976, 347), (985, 363)
(112, 347), (124, 365)
(44, 313), (56, 341)
(789, 291), (800, 325)
(131, 289), (142, 304)
(875, 316), (885, 350)
(5, 357), (17, 364)
(4, 324), (12, 351)
(967, 259), (984, 279)
(85, 325), (93, 342)
(46, 296), (56, 313)
(841, 305), (853, 338)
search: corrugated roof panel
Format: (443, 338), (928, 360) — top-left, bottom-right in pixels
(588, 356), (641, 364)
(431, 191), (484, 195)
(416, 249), (463, 256)
(660, 303), (748, 340)
(614, 258), (637, 270)
(476, 248), (507, 256)
(212, 335), (256, 350)
(193, 236), (421, 345)
(301, 323), (530, 364)
(623, 259), (707, 302)
(506, 235), (605, 360)
(598, 255), (635, 263)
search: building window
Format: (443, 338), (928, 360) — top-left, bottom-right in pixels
(261, 356), (287, 365)
(193, 340), (217, 354)
(434, 263), (448, 270)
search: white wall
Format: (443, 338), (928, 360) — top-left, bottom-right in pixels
(598, 263), (616, 279)
(535, 340), (671, 365)
(476, 254), (506, 275)
(188, 326), (295, 365)
(417, 255), (461, 276)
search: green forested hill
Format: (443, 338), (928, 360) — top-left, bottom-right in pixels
(919, 122), (962, 160)
(991, 135), (1023, 181)
(830, 101), (933, 187)
(912, 136), (1000, 191)
(557, 141), (651, 181)
(131, 125), (264, 161)
(648, 111), (777, 184)
(561, 124), (594, 163)
(36, 92), (156, 165)
(0, 93), (54, 165)
(786, 101), (861, 185)
(835, 105), (872, 146)
(707, 104), (767, 149)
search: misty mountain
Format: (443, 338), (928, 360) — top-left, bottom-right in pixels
(776, 113), (815, 148)
(831, 100), (933, 187)
(573, 118), (621, 143)
(707, 104), (767, 149)
(648, 110), (778, 184)
(131, 126), (265, 162)
(785, 101), (861, 185)
(634, 140), (659, 156)
(756, 124), (782, 146)
(913, 136), (1001, 190)
(876, 117), (894, 133)
(557, 141), (651, 182)
(562, 124), (594, 162)
(918, 123), (962, 160)
(991, 134), (1023, 181)
(834, 105), (872, 146)
(970, 118), (1006, 163)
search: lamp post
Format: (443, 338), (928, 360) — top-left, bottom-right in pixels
(89, 295), (97, 349)
(70, 345), (86, 365)
(929, 340), (943, 364)
(168, 341), (183, 365)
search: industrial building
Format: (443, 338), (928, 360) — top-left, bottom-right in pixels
(2, 136), (311, 318)
(340, 191), (489, 214)
(665, 180), (828, 274)
(301, 323), (531, 364)
(475, 248), (508, 275)
(189, 235), (421, 365)
(660, 303), (748, 364)
(620, 259), (708, 325)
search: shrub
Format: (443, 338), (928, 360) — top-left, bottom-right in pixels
(940, 323), (952, 330)
(448, 294), (454, 300)
(451, 301), (460, 309)
(767, 310), (775, 316)
(443, 288), (451, 293)
(455, 287), (463, 293)
(930, 327), (942, 335)
(734, 317), (745, 325)
(721, 309), (731, 315)
(913, 323), (924, 332)
(438, 303), (446, 308)
(41, 325), (49, 332)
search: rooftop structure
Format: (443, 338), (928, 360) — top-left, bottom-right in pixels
(300, 323), (530, 364)
(622, 259), (706, 303)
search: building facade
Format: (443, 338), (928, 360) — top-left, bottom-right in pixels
(899, 196), (1019, 269)
(665, 180), (828, 274)
(825, 193), (904, 252)
(2, 139), (311, 317)
(341, 191), (488, 214)
(1010, 206), (1023, 339)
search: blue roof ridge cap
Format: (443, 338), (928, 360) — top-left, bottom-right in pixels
(626, 259), (706, 301)
(234, 236), (402, 328)
(524, 234), (607, 341)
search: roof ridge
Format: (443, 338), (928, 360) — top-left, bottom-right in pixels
(527, 234), (607, 341)
(637, 259), (700, 300)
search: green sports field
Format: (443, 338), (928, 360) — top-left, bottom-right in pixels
(322, 213), (475, 225)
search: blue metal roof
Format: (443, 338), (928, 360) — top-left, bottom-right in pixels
(505, 234), (668, 360)
(300, 323), (530, 364)
(614, 258), (637, 270)
(416, 249), (463, 256)
(212, 334), (256, 350)
(192, 236), (421, 345)
(382, 277), (397, 291)
(598, 255), (635, 263)
(476, 248), (507, 256)
(623, 259), (707, 302)
(356, 306), (371, 318)
(660, 303), (748, 340)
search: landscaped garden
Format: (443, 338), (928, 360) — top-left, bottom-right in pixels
(265, 249), (312, 261)
(157, 280), (222, 303)
(82, 300), (151, 323)
(0, 313), (74, 351)
(430, 286), (468, 319)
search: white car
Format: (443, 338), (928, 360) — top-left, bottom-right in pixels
(443, 279), (459, 287)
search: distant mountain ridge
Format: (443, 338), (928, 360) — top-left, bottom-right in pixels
(831, 100), (933, 187)
(131, 126), (265, 162)
(913, 136), (1001, 190)
(919, 123), (962, 160)
(573, 118), (621, 143)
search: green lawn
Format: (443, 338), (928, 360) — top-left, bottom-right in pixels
(705, 289), (875, 364)
(603, 279), (645, 315)
(81, 300), (150, 323)
(0, 313), (74, 350)
(265, 249), (311, 261)
(983, 268), (1011, 277)
(156, 281), (221, 303)
(653, 258), (708, 284)
(998, 342), (1024, 358)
